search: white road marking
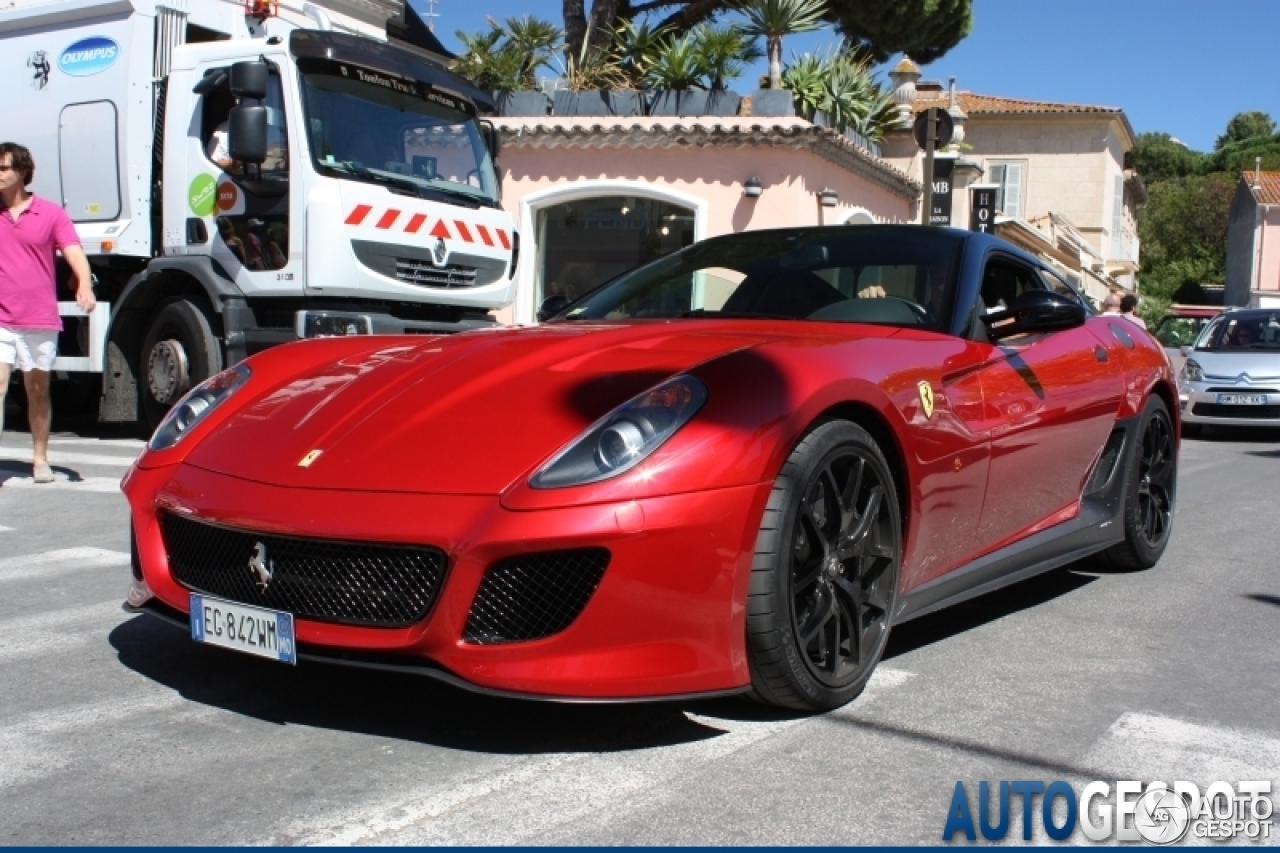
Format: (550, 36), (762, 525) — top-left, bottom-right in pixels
(0, 692), (189, 789)
(0, 547), (129, 583)
(274, 667), (916, 846)
(0, 525), (12, 532)
(0, 447), (136, 467)
(0, 601), (130, 663)
(45, 438), (146, 449)
(1080, 712), (1280, 787)
(1, 475), (123, 492)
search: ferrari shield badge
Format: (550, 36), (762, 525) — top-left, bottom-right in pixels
(298, 449), (323, 468)
(917, 380), (935, 419)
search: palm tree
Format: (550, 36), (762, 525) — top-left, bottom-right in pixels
(739, 0), (828, 90)
(692, 23), (763, 91)
(502, 15), (563, 88)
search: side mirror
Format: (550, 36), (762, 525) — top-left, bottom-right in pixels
(229, 60), (269, 99)
(982, 289), (1087, 341)
(228, 103), (268, 164)
(537, 293), (569, 322)
(480, 121), (501, 159)
(1180, 344), (1193, 357)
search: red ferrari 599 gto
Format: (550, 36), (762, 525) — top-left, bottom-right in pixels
(123, 226), (1178, 711)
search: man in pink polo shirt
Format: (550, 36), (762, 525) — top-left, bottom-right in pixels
(0, 142), (95, 483)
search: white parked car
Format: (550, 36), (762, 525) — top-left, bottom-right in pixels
(1178, 309), (1280, 436)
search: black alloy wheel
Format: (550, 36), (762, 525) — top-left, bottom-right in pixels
(747, 420), (902, 711)
(1095, 395), (1176, 570)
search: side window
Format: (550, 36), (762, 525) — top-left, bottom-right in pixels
(979, 259), (1043, 314)
(1038, 269), (1086, 306)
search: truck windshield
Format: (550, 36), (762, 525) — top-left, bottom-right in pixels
(298, 59), (499, 207)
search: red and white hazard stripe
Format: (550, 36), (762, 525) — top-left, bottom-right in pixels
(343, 205), (510, 248)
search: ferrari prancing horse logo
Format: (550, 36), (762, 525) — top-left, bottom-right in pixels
(917, 380), (935, 419)
(298, 449), (323, 468)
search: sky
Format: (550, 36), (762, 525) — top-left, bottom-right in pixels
(416, 0), (1280, 153)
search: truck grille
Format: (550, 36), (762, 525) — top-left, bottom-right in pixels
(463, 549), (610, 645)
(161, 513), (448, 628)
(394, 259), (479, 288)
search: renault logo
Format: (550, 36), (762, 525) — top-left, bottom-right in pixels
(432, 237), (448, 267)
(248, 542), (274, 591)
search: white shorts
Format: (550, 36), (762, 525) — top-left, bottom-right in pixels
(0, 327), (58, 372)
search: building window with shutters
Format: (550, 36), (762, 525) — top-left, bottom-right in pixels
(987, 161), (1026, 220)
(1110, 174), (1126, 259)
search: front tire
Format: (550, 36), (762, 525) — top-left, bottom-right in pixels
(1095, 395), (1177, 570)
(746, 420), (902, 711)
(140, 299), (222, 429)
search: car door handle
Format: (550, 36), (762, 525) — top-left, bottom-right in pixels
(1094, 346), (1108, 362)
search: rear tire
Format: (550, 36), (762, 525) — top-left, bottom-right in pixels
(746, 420), (902, 712)
(140, 299), (222, 430)
(1095, 396), (1176, 570)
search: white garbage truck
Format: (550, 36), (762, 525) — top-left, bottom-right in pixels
(1, 0), (516, 425)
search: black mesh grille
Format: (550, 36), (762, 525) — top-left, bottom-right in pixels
(394, 260), (478, 288)
(1191, 403), (1280, 419)
(463, 549), (610, 644)
(161, 513), (447, 627)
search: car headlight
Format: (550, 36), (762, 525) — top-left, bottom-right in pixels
(148, 364), (251, 451)
(1182, 358), (1204, 383)
(531, 375), (707, 488)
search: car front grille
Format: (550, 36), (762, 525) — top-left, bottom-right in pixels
(1191, 403), (1280, 419)
(462, 549), (610, 645)
(161, 513), (447, 628)
(394, 259), (479, 288)
(1205, 387), (1279, 393)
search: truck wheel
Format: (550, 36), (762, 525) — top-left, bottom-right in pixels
(140, 299), (222, 429)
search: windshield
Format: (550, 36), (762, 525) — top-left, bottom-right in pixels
(297, 58), (499, 206)
(555, 227), (964, 331)
(1197, 311), (1280, 351)
(1153, 315), (1212, 348)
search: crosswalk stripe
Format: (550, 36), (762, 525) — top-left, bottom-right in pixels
(273, 667), (915, 845)
(0, 547), (130, 583)
(1, 475), (123, 492)
(1080, 712), (1280, 786)
(0, 525), (12, 532)
(0, 601), (129, 663)
(45, 438), (146, 449)
(0, 692), (189, 789)
(0, 447), (136, 467)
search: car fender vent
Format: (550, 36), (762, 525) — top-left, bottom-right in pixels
(463, 548), (610, 645)
(1084, 426), (1127, 496)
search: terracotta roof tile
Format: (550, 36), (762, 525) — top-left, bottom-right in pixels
(913, 91), (1120, 116)
(1244, 171), (1280, 205)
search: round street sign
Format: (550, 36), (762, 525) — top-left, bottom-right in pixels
(913, 108), (955, 151)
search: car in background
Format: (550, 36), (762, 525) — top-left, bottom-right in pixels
(1179, 308), (1280, 436)
(1152, 304), (1223, 374)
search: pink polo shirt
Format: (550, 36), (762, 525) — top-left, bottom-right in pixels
(0, 194), (81, 331)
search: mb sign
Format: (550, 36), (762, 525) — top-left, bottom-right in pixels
(60, 36), (120, 76)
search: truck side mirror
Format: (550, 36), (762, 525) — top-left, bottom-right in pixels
(229, 60), (269, 99)
(481, 121), (500, 159)
(228, 104), (268, 164)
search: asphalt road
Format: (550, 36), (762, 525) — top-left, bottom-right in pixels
(1, 414), (1277, 845)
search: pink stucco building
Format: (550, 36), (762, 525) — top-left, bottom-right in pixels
(1225, 171), (1280, 307)
(491, 117), (920, 324)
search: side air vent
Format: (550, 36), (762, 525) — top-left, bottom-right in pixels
(1084, 427), (1127, 495)
(462, 549), (610, 645)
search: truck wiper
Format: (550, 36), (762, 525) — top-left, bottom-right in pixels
(328, 162), (483, 208)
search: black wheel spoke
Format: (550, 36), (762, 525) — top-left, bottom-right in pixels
(1135, 410), (1175, 547)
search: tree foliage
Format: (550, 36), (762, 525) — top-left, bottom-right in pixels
(1214, 110), (1276, 150)
(1139, 172), (1235, 272)
(1205, 133), (1280, 175)
(828, 0), (972, 65)
(1129, 132), (1203, 183)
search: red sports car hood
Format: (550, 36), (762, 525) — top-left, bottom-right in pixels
(185, 323), (769, 494)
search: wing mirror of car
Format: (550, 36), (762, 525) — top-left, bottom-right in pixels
(228, 103), (268, 164)
(1180, 344), (1194, 356)
(537, 293), (570, 322)
(982, 289), (1087, 341)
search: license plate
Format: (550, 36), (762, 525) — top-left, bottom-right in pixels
(1216, 394), (1268, 405)
(190, 593), (296, 665)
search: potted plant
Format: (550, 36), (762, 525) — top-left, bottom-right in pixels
(739, 0), (827, 117)
(551, 25), (641, 117)
(453, 17), (560, 116)
(691, 23), (761, 116)
(645, 32), (709, 116)
(781, 45), (899, 146)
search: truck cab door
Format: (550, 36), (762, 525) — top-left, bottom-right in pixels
(183, 59), (298, 296)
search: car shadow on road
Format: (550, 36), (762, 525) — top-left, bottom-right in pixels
(109, 564), (1103, 751)
(108, 614), (733, 754)
(1244, 593), (1280, 609)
